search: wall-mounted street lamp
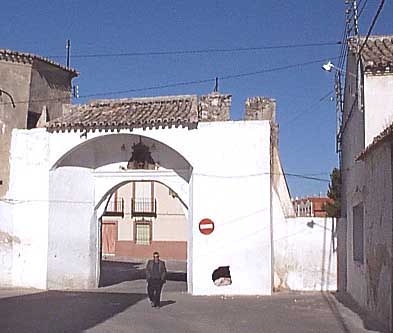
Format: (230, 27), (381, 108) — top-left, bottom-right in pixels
(322, 61), (336, 73)
(0, 89), (16, 108)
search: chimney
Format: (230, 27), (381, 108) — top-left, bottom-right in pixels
(244, 97), (276, 121)
(198, 92), (232, 122)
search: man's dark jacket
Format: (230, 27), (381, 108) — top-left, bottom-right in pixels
(146, 260), (167, 282)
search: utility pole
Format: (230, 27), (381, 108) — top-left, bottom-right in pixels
(66, 39), (71, 69)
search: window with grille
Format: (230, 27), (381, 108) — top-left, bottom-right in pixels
(135, 221), (151, 245)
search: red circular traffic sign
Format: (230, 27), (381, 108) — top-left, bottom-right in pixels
(199, 218), (215, 235)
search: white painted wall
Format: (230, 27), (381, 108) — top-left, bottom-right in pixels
(189, 121), (272, 295)
(8, 129), (50, 289)
(0, 201), (14, 286)
(4, 120), (273, 295)
(273, 190), (337, 291)
(364, 74), (393, 147)
(47, 167), (97, 289)
(341, 52), (368, 306)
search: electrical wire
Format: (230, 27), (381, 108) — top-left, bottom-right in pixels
(358, 0), (385, 56)
(358, 0), (369, 18)
(0, 56), (338, 106)
(45, 41), (342, 59)
(194, 172), (329, 182)
(281, 90), (334, 125)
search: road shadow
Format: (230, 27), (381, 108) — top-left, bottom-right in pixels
(322, 292), (350, 333)
(0, 290), (146, 333)
(99, 260), (187, 287)
(166, 271), (187, 282)
(99, 261), (145, 287)
(333, 291), (388, 332)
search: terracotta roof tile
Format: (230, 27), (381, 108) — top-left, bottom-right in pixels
(47, 95), (199, 132)
(0, 49), (78, 76)
(349, 35), (393, 73)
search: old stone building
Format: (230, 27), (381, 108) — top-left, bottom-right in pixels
(0, 49), (78, 197)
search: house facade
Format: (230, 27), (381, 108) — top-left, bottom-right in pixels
(0, 49), (78, 198)
(339, 35), (393, 331)
(102, 180), (187, 260)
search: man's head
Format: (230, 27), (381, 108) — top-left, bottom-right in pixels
(153, 251), (160, 262)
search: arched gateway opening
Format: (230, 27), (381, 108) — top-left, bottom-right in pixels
(99, 180), (188, 288)
(47, 133), (193, 291)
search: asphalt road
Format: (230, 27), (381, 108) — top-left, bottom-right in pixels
(0, 260), (382, 333)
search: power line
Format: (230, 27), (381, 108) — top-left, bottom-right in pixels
(284, 173), (329, 183)
(46, 41), (342, 59)
(358, 0), (385, 56)
(281, 90), (334, 125)
(195, 172), (329, 182)
(82, 57), (339, 98)
(358, 0), (369, 18)
(0, 56), (338, 106)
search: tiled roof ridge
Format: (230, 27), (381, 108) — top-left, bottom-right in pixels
(65, 95), (199, 113)
(0, 48), (78, 76)
(357, 121), (393, 160)
(348, 35), (393, 73)
(87, 94), (198, 106)
(47, 94), (200, 132)
(348, 35), (393, 45)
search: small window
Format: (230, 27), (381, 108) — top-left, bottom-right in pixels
(135, 220), (151, 245)
(353, 203), (364, 264)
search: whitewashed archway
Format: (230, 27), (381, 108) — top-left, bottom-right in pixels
(47, 133), (194, 290)
(7, 121), (274, 295)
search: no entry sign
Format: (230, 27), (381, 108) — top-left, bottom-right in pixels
(199, 218), (215, 235)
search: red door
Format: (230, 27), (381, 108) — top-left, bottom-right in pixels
(102, 221), (117, 255)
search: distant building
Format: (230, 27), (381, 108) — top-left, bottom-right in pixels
(292, 197), (332, 217)
(102, 180), (187, 260)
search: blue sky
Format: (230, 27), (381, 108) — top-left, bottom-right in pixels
(1, 1), (392, 197)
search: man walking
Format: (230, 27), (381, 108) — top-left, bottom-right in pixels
(146, 251), (167, 308)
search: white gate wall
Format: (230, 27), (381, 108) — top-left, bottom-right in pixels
(3, 121), (273, 295)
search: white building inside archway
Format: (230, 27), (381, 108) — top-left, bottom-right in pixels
(0, 93), (295, 296)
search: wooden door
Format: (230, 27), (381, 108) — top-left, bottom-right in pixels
(102, 222), (117, 255)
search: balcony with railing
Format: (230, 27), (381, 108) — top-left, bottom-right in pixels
(103, 198), (124, 218)
(131, 198), (157, 218)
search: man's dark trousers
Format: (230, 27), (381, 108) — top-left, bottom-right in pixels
(148, 279), (163, 307)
